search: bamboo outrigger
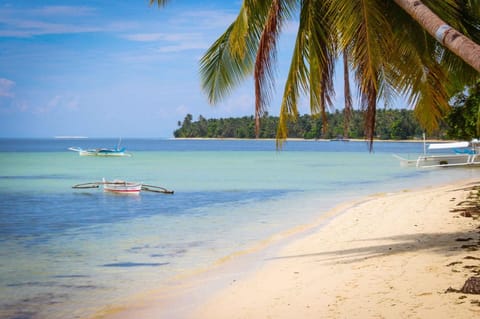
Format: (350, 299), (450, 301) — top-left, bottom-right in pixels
(72, 179), (174, 195)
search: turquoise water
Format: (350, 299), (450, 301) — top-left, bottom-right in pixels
(0, 139), (479, 319)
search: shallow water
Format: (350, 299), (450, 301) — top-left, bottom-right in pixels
(0, 138), (478, 319)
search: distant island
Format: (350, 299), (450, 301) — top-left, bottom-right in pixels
(174, 109), (449, 140)
(54, 136), (88, 139)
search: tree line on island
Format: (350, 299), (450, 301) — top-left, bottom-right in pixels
(173, 110), (441, 140)
(174, 109), (423, 140)
(174, 83), (480, 141)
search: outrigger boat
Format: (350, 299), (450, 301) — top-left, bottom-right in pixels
(68, 139), (131, 157)
(72, 179), (174, 195)
(68, 146), (131, 157)
(102, 178), (142, 194)
(394, 136), (480, 168)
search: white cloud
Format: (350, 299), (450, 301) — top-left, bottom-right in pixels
(123, 32), (203, 43)
(0, 5), (236, 39)
(34, 95), (80, 114)
(123, 33), (167, 42)
(34, 95), (61, 114)
(65, 96), (80, 111)
(157, 41), (209, 53)
(122, 32), (210, 53)
(198, 92), (255, 118)
(0, 5), (125, 38)
(175, 104), (190, 116)
(16, 100), (28, 112)
(0, 20), (102, 37)
(177, 10), (237, 29)
(33, 6), (96, 16)
(0, 78), (15, 97)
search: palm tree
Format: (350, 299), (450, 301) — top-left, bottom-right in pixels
(151, 0), (480, 148)
(343, 51), (353, 139)
(394, 0), (480, 72)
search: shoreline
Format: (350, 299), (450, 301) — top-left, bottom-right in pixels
(171, 137), (450, 143)
(95, 179), (480, 319)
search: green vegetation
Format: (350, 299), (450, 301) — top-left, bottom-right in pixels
(174, 109), (431, 140)
(445, 82), (480, 140)
(153, 1), (479, 148)
(175, 81), (480, 141)
(193, 1), (480, 148)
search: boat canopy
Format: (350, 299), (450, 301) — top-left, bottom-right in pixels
(428, 141), (469, 150)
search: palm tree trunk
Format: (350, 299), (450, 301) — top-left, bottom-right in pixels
(393, 0), (480, 72)
(343, 51), (352, 139)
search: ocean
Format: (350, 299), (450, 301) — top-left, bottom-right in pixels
(0, 138), (478, 319)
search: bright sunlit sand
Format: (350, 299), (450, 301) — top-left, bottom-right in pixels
(100, 179), (480, 319)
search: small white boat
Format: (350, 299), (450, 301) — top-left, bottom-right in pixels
(68, 146), (131, 157)
(102, 178), (142, 194)
(68, 139), (131, 157)
(72, 179), (174, 195)
(394, 138), (480, 168)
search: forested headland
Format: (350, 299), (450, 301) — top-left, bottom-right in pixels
(174, 83), (479, 140)
(174, 109), (438, 140)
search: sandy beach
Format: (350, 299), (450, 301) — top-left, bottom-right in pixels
(98, 179), (480, 319)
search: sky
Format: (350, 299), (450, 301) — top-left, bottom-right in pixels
(0, 0), (402, 138)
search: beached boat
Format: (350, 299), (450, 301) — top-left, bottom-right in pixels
(68, 146), (131, 157)
(72, 179), (174, 195)
(394, 139), (480, 168)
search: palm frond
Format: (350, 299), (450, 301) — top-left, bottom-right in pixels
(229, 0), (269, 60)
(465, 0), (480, 17)
(199, 24), (252, 105)
(412, 64), (450, 133)
(254, 0), (298, 137)
(276, 21), (308, 145)
(255, 0), (283, 137)
(200, 3), (266, 106)
(331, 0), (395, 149)
(277, 0), (333, 147)
(197, 0), (478, 149)
(308, 0), (336, 125)
(420, 0), (480, 85)
(387, 27), (450, 132)
(200, 0), (282, 109)
(384, 0), (476, 136)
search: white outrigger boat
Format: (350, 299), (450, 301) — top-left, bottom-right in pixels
(72, 179), (174, 195)
(68, 139), (131, 157)
(68, 146), (131, 157)
(102, 178), (142, 194)
(394, 138), (480, 168)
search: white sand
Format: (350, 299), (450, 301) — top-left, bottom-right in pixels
(97, 180), (480, 319)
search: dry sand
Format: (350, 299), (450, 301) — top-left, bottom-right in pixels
(98, 180), (480, 319)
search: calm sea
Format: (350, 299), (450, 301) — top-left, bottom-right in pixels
(0, 138), (478, 319)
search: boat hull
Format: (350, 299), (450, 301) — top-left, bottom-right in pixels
(102, 179), (142, 194)
(79, 150), (130, 157)
(69, 147), (131, 157)
(415, 154), (480, 168)
(394, 154), (480, 168)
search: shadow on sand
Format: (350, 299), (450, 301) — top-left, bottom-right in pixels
(268, 230), (480, 265)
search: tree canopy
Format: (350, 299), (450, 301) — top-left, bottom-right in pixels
(445, 81), (480, 139)
(174, 109), (434, 140)
(152, 1), (480, 150)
